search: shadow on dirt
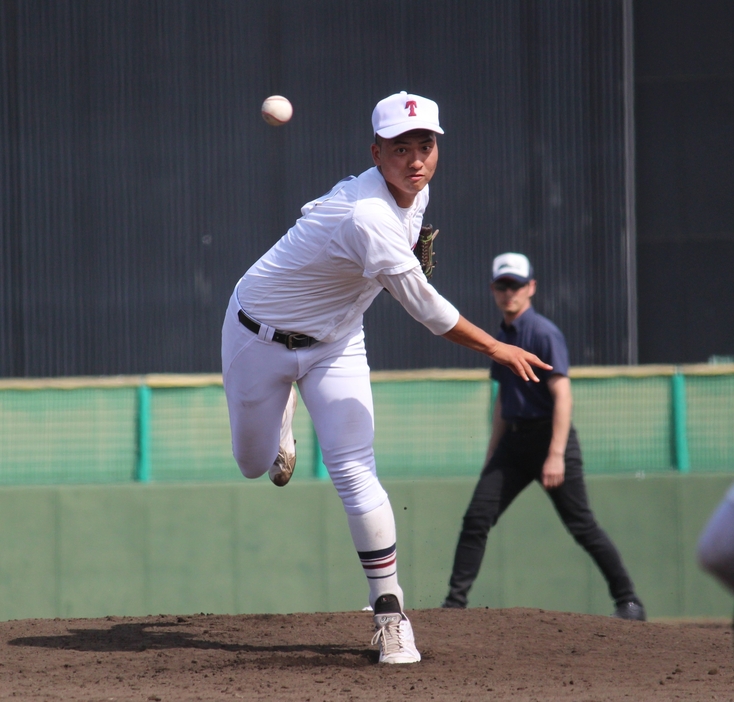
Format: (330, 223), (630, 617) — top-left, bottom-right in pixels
(8, 620), (377, 665)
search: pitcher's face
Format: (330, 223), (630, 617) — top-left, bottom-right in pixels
(371, 130), (438, 208)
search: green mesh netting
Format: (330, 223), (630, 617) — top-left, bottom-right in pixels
(372, 380), (492, 478)
(1, 371), (732, 486)
(572, 376), (673, 474)
(686, 374), (734, 471)
(0, 387), (137, 485)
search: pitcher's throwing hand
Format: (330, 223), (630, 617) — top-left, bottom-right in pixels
(488, 340), (552, 382)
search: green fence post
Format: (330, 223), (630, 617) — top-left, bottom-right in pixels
(312, 425), (328, 480)
(671, 371), (690, 473)
(136, 384), (152, 482)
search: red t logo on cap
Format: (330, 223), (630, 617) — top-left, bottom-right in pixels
(405, 100), (417, 116)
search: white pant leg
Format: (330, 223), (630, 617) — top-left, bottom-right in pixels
(222, 292), (387, 514)
(296, 328), (388, 516)
(221, 293), (299, 478)
(697, 484), (734, 595)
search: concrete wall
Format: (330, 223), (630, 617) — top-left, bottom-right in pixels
(0, 474), (731, 622)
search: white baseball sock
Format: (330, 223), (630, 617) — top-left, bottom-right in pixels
(347, 498), (404, 611)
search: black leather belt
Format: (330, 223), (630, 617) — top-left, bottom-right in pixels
(238, 309), (317, 350)
(508, 417), (552, 432)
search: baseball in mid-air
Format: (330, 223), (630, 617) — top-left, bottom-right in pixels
(261, 95), (293, 126)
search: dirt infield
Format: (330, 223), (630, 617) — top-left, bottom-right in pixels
(0, 607), (731, 701)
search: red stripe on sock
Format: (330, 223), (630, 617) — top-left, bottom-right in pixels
(361, 557), (396, 570)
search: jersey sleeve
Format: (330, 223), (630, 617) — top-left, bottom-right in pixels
(376, 268), (460, 335)
(352, 201), (425, 279)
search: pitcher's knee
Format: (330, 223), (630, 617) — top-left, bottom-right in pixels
(330, 467), (386, 516)
(233, 451), (270, 480)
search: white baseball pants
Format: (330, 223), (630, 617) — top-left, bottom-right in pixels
(697, 482), (734, 595)
(221, 291), (388, 516)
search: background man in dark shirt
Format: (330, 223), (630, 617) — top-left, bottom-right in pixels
(442, 253), (646, 620)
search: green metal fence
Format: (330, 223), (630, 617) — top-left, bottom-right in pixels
(0, 365), (732, 485)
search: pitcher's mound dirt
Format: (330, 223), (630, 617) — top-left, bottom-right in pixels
(0, 607), (731, 701)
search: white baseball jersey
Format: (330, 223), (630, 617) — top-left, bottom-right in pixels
(237, 166), (459, 343)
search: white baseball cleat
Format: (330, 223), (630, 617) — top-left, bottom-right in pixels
(268, 385), (297, 487)
(371, 612), (421, 664)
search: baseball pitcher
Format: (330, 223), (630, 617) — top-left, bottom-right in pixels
(221, 92), (551, 663)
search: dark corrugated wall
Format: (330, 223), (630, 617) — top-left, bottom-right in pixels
(0, 0), (634, 376)
(634, 0), (734, 363)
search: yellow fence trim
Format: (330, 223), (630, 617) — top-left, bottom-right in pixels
(1, 365), (733, 391)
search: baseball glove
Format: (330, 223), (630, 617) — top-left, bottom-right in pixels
(414, 223), (439, 279)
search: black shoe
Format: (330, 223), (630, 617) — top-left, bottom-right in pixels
(612, 601), (647, 621)
(374, 594), (402, 615)
(440, 598), (466, 609)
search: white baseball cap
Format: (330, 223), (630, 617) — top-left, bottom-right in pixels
(492, 253), (534, 283)
(372, 91), (444, 139)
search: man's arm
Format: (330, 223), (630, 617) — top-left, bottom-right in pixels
(484, 388), (507, 466)
(543, 374), (572, 489)
(377, 271), (551, 381)
(442, 315), (552, 382)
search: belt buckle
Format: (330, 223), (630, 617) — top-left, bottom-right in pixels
(286, 333), (310, 350)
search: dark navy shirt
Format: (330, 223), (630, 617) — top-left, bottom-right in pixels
(490, 306), (569, 421)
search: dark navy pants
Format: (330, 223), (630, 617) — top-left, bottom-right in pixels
(445, 420), (639, 608)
